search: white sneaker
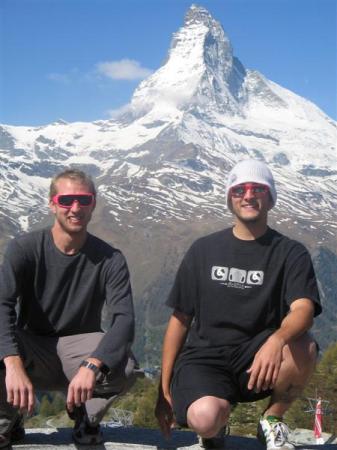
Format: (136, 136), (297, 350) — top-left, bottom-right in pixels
(257, 415), (295, 450)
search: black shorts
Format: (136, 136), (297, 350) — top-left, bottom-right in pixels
(171, 329), (274, 427)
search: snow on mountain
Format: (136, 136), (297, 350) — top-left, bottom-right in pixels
(0, 4), (336, 241)
(128, 4), (243, 120)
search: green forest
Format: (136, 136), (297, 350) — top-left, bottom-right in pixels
(26, 342), (337, 437)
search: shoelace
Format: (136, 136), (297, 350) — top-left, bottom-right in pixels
(272, 421), (291, 446)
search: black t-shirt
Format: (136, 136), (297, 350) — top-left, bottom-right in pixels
(167, 227), (321, 349)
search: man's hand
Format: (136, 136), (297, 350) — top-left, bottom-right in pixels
(247, 334), (285, 393)
(67, 359), (100, 412)
(155, 388), (174, 439)
(4, 355), (35, 415)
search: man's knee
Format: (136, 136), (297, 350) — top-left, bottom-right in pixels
(187, 396), (230, 437)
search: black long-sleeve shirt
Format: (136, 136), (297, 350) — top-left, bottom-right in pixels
(0, 228), (135, 369)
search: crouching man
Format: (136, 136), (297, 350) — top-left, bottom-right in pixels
(0, 169), (139, 447)
(156, 159), (321, 449)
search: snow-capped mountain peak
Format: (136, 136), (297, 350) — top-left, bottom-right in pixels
(184, 4), (214, 26)
(129, 4), (243, 120)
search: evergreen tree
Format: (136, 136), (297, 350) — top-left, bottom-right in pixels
(50, 393), (66, 415)
(39, 395), (54, 417)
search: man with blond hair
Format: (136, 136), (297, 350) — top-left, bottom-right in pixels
(0, 169), (137, 447)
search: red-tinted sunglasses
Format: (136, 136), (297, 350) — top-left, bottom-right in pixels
(230, 183), (269, 198)
(52, 193), (95, 208)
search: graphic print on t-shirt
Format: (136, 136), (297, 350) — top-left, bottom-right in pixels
(211, 265), (264, 289)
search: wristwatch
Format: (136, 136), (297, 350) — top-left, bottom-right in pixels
(80, 360), (110, 376)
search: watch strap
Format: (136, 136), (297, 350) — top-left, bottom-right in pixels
(80, 360), (101, 375)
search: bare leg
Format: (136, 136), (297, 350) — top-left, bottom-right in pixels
(264, 333), (317, 417)
(186, 396), (231, 438)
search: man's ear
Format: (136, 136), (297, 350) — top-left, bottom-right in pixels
(49, 199), (56, 214)
(227, 198), (233, 212)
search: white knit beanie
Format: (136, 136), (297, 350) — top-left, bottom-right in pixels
(226, 159), (277, 210)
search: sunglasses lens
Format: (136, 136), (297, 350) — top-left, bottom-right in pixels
(231, 184), (268, 198)
(57, 195), (93, 207)
(58, 195), (75, 206)
(77, 195), (93, 206)
(253, 186), (266, 194)
(231, 187), (245, 197)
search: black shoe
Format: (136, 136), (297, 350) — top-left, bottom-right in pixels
(200, 426), (229, 449)
(68, 405), (103, 445)
(10, 415), (25, 442)
(0, 415), (25, 449)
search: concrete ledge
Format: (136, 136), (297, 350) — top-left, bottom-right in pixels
(13, 427), (198, 449)
(12, 427), (337, 449)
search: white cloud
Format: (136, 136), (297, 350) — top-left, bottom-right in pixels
(47, 59), (152, 87)
(106, 104), (132, 119)
(96, 59), (152, 80)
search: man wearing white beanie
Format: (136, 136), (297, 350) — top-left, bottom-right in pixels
(156, 159), (321, 450)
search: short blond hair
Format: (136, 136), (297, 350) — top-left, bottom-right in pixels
(49, 169), (96, 199)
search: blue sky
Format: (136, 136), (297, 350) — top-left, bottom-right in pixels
(0, 0), (336, 126)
